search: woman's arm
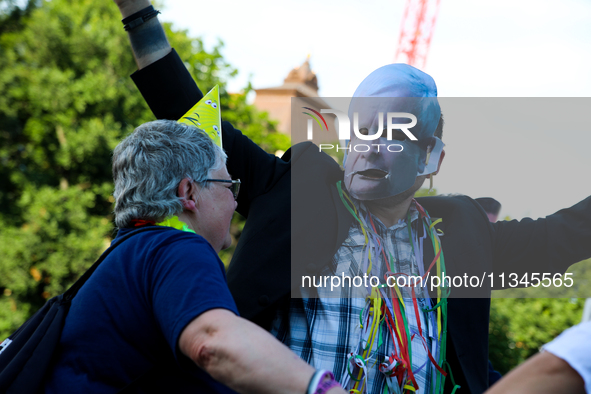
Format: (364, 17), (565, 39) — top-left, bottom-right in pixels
(179, 308), (345, 394)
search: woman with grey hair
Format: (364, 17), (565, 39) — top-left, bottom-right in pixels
(44, 120), (344, 394)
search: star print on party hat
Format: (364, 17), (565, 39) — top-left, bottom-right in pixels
(178, 85), (222, 148)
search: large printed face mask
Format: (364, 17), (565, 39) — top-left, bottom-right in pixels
(343, 64), (444, 201)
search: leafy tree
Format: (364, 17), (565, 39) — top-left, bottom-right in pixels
(489, 296), (584, 374)
(416, 188), (587, 377)
(0, 0), (288, 338)
(488, 258), (590, 373)
(4, 2), (586, 376)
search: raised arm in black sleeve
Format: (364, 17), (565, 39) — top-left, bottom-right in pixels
(130, 48), (289, 219)
(131, 49), (203, 120)
(131, 48), (299, 325)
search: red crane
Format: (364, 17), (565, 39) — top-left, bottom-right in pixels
(395, 0), (441, 70)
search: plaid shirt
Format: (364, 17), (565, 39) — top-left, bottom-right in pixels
(272, 204), (437, 394)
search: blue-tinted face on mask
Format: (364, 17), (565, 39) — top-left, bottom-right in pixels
(343, 96), (442, 200)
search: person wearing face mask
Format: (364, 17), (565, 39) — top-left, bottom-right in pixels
(111, 1), (591, 392)
(474, 198), (502, 224)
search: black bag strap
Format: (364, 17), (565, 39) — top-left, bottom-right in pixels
(64, 226), (168, 301)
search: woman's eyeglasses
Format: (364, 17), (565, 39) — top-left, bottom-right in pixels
(204, 179), (241, 200)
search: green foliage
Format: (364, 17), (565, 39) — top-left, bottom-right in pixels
(493, 259), (591, 299)
(489, 297), (584, 374)
(486, 217), (590, 374)
(0, 0), (287, 338)
(413, 186), (587, 378)
(486, 221), (590, 374)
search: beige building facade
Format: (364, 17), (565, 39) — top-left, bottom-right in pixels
(254, 58), (338, 145)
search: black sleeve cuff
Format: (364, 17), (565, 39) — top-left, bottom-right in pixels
(131, 49), (204, 120)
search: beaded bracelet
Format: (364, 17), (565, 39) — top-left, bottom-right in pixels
(315, 378), (341, 394)
(307, 370), (342, 394)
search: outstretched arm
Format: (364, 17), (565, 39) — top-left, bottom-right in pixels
(179, 308), (345, 394)
(113, 0), (289, 217)
(114, 0), (204, 122)
(490, 196), (591, 283)
(114, 0), (171, 69)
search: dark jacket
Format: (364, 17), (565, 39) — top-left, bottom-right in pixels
(130, 49), (591, 393)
